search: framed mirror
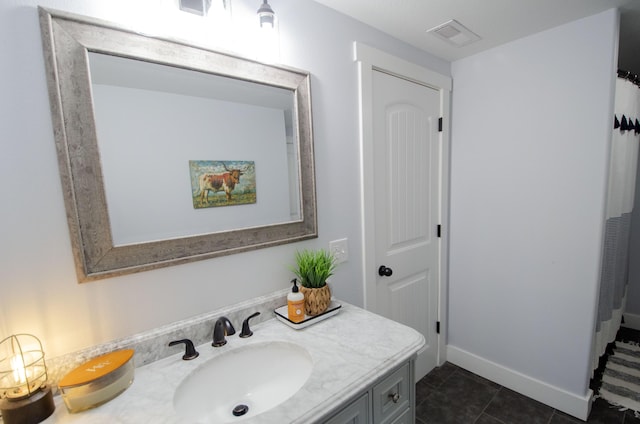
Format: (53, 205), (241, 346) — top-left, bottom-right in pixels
(39, 8), (317, 282)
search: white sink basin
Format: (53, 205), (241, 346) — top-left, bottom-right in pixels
(173, 341), (313, 423)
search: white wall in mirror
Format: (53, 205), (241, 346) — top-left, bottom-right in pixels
(94, 85), (293, 244)
(89, 52), (300, 245)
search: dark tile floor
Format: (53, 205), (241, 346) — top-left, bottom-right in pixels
(415, 362), (640, 424)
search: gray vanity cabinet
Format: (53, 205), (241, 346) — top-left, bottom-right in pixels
(323, 360), (415, 424)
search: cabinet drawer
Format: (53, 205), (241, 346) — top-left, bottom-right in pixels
(324, 392), (370, 424)
(372, 363), (411, 424)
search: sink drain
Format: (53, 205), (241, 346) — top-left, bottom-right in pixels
(232, 404), (249, 417)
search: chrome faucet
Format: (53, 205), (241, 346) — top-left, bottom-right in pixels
(212, 316), (236, 347)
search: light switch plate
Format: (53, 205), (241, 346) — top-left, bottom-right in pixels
(329, 238), (349, 264)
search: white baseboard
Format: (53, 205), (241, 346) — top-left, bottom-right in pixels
(623, 313), (640, 331)
(446, 345), (592, 421)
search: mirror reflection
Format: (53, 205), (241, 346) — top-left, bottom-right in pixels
(89, 53), (301, 245)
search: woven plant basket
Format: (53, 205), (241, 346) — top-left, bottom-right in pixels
(300, 285), (331, 316)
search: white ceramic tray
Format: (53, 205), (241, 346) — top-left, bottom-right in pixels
(274, 301), (342, 329)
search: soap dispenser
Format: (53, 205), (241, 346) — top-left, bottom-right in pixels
(288, 278), (305, 323)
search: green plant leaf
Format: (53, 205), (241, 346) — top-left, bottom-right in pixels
(289, 249), (337, 288)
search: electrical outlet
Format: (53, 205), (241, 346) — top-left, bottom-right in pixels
(329, 238), (349, 264)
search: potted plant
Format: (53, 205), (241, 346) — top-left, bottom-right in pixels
(290, 249), (337, 316)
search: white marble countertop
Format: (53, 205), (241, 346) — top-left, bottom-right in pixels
(42, 302), (424, 424)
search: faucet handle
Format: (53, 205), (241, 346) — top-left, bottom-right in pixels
(169, 339), (199, 360)
(240, 312), (261, 338)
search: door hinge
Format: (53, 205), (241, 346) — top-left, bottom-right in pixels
(438, 117), (443, 132)
(437, 224), (441, 238)
(436, 321), (440, 334)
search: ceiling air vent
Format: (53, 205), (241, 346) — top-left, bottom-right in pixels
(427, 19), (481, 47)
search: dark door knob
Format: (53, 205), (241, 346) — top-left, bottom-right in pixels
(378, 266), (393, 277)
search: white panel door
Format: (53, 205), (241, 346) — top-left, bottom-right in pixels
(372, 70), (440, 381)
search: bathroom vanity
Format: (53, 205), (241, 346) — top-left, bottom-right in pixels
(42, 298), (424, 424)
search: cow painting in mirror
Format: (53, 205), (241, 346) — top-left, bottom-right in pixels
(190, 161), (256, 208)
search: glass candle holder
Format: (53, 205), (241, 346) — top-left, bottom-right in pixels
(0, 334), (55, 424)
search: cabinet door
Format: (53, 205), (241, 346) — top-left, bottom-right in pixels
(389, 408), (411, 424)
(372, 363), (411, 424)
(324, 393), (370, 424)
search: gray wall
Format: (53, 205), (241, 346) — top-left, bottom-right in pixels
(0, 0), (448, 357)
(448, 9), (618, 397)
(0, 0), (623, 411)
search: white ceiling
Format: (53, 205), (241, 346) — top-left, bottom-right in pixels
(312, 0), (640, 73)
